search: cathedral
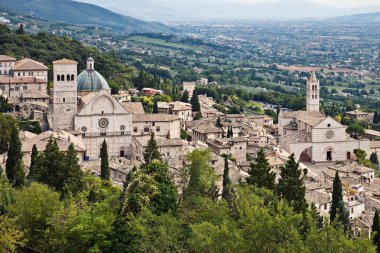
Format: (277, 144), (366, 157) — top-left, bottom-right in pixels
(278, 71), (370, 163)
(50, 58), (132, 160)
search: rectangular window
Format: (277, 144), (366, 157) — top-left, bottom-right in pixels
(15, 86), (19, 91)
(63, 98), (66, 102)
(23, 86), (27, 90)
(121, 132), (125, 136)
(156, 127), (160, 132)
(133, 127), (138, 133)
(100, 132), (107, 137)
(144, 127), (149, 133)
(152, 122), (155, 126)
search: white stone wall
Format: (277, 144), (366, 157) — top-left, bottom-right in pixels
(0, 61), (15, 75)
(81, 135), (132, 159)
(132, 120), (180, 139)
(173, 109), (193, 121)
(14, 70), (48, 82)
(1, 82), (47, 103)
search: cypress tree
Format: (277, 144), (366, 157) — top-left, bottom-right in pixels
(16, 23), (25, 34)
(5, 125), (23, 186)
(101, 140), (110, 180)
(215, 117), (223, 128)
(13, 159), (25, 188)
(277, 153), (308, 213)
(372, 209), (380, 248)
(371, 152), (379, 165)
(153, 101), (158, 114)
(330, 171), (351, 233)
(181, 90), (189, 103)
(221, 154), (232, 203)
(246, 148), (276, 190)
(64, 143), (83, 195)
(28, 144), (38, 179)
(190, 90), (201, 112)
(194, 111), (202, 120)
(143, 133), (161, 163)
(374, 112), (379, 124)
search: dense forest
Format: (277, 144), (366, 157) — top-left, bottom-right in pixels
(0, 128), (376, 252)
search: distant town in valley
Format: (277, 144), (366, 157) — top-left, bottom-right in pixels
(2, 0), (380, 252)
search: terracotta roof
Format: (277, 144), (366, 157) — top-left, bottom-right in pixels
(134, 136), (183, 148)
(282, 110), (326, 127)
(306, 191), (331, 205)
(365, 129), (380, 137)
(122, 102), (145, 115)
(21, 91), (49, 99)
(347, 110), (369, 116)
(14, 58), (48, 71)
(21, 130), (86, 153)
(53, 58), (78, 65)
(0, 76), (46, 84)
(0, 55), (16, 61)
(132, 114), (180, 122)
(80, 92), (97, 105)
(192, 124), (224, 134)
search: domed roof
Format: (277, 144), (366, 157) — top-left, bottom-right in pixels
(77, 69), (110, 92)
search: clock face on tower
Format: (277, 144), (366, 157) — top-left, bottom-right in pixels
(63, 105), (75, 115)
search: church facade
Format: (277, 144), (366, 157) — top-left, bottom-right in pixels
(279, 71), (370, 163)
(51, 57), (132, 160)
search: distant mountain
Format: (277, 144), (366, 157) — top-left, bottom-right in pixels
(331, 12), (380, 24)
(0, 0), (172, 33)
(77, 0), (380, 20)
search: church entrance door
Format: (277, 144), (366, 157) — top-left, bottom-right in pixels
(327, 150), (332, 161)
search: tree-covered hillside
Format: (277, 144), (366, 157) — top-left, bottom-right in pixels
(0, 0), (172, 34)
(0, 24), (135, 88)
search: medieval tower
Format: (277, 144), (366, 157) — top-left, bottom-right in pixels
(306, 70), (320, 112)
(52, 59), (78, 131)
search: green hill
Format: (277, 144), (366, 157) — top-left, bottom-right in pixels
(0, 0), (172, 34)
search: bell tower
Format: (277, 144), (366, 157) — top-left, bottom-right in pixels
(306, 71), (320, 112)
(52, 59), (78, 131)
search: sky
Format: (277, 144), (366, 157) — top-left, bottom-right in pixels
(232, 0), (380, 8)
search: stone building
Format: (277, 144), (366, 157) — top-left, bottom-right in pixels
(278, 71), (371, 163)
(132, 114), (181, 139)
(0, 55), (48, 104)
(132, 135), (185, 169)
(157, 101), (193, 122)
(51, 57), (132, 160)
(206, 137), (248, 165)
(192, 124), (223, 142)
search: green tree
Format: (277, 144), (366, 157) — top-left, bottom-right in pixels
(153, 101), (158, 114)
(346, 124), (365, 138)
(181, 90), (189, 103)
(143, 133), (161, 163)
(63, 143), (83, 195)
(372, 209), (380, 252)
(0, 216), (24, 252)
(221, 154), (233, 203)
(28, 144), (38, 180)
(5, 125), (24, 187)
(215, 117), (223, 128)
(371, 153), (379, 165)
(101, 140), (110, 180)
(330, 172), (351, 233)
(125, 160), (177, 215)
(374, 111), (379, 124)
(194, 111), (203, 120)
(16, 23), (25, 34)
(110, 208), (185, 253)
(246, 148), (276, 190)
(277, 153), (308, 213)
(190, 90), (200, 112)
(180, 128), (188, 140)
(8, 183), (61, 251)
(183, 149), (218, 201)
(0, 114), (15, 154)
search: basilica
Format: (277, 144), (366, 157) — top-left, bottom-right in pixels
(278, 71), (370, 163)
(50, 57), (132, 160)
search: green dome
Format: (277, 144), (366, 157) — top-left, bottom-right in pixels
(77, 69), (110, 92)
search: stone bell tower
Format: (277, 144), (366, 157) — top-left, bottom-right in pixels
(306, 70), (320, 112)
(52, 59), (78, 131)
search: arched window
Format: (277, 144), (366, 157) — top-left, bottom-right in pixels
(71, 74), (75, 81)
(90, 63), (92, 69)
(61, 75), (65, 81)
(4, 70), (6, 75)
(57, 75), (61, 81)
(67, 74), (70, 81)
